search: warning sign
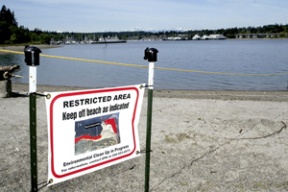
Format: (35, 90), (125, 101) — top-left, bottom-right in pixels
(45, 84), (145, 186)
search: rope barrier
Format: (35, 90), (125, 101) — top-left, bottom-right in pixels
(1, 49), (288, 77)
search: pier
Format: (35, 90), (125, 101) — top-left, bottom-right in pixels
(236, 33), (280, 39)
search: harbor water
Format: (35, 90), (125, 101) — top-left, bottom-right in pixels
(1, 39), (288, 90)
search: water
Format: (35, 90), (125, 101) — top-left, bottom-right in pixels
(1, 39), (288, 90)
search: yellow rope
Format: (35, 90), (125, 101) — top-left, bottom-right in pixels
(154, 66), (288, 76)
(1, 49), (287, 76)
(41, 53), (147, 68)
(0, 49), (24, 55)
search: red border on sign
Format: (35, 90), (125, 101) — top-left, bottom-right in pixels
(49, 86), (140, 178)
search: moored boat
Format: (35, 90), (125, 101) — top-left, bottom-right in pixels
(91, 36), (126, 44)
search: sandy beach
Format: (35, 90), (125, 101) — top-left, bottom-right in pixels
(0, 45), (62, 55)
(1, 83), (288, 191)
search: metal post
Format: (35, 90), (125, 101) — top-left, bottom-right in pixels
(24, 46), (41, 192)
(29, 90), (37, 192)
(144, 48), (158, 192)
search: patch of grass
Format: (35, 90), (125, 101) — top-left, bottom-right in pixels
(164, 135), (177, 143)
(164, 133), (192, 143)
(176, 133), (191, 142)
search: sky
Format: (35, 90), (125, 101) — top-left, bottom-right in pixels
(1, 0), (288, 33)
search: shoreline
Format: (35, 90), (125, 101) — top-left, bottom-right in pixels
(0, 44), (62, 54)
(11, 83), (288, 102)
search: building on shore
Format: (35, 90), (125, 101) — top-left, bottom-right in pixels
(192, 34), (226, 40)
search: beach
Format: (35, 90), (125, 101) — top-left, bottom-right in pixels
(1, 83), (288, 191)
(0, 45), (62, 55)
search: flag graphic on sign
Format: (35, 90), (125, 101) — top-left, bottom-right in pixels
(74, 113), (120, 155)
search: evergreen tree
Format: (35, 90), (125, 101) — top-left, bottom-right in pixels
(0, 5), (18, 44)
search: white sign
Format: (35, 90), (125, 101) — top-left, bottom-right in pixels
(45, 84), (145, 186)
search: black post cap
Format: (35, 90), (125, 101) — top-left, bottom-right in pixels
(144, 47), (158, 62)
(24, 46), (42, 66)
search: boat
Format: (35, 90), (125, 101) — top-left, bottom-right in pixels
(192, 34), (201, 40)
(192, 34), (226, 40)
(208, 34), (226, 40)
(91, 36), (126, 44)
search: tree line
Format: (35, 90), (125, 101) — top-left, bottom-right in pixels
(1, 5), (288, 45)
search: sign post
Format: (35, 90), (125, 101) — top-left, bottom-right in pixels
(24, 46), (42, 192)
(144, 47), (158, 192)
